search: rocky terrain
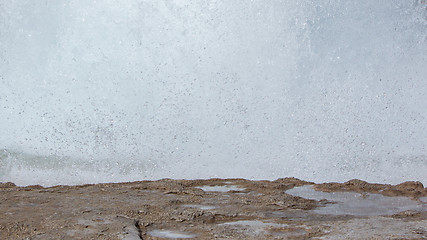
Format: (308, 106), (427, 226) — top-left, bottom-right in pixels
(0, 178), (426, 239)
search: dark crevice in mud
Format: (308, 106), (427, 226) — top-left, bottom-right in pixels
(134, 220), (143, 239)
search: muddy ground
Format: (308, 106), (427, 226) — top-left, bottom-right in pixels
(0, 178), (426, 239)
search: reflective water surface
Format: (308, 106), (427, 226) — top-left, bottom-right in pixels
(286, 185), (425, 216)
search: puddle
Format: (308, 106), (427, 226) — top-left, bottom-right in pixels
(221, 220), (285, 228)
(270, 209), (347, 222)
(182, 204), (216, 210)
(196, 185), (246, 192)
(286, 185), (425, 216)
(147, 230), (195, 239)
(220, 220), (287, 235)
(419, 197), (427, 203)
(320, 217), (427, 239)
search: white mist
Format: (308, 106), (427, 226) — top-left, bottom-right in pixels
(0, 1), (426, 186)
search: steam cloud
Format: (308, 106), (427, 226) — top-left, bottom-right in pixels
(0, 1), (426, 186)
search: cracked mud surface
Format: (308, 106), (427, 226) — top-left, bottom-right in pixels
(0, 178), (426, 239)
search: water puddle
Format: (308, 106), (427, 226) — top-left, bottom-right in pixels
(182, 204), (216, 210)
(219, 220), (308, 237)
(323, 217), (427, 239)
(220, 220), (286, 234)
(286, 185), (425, 216)
(147, 230), (196, 239)
(221, 220), (285, 228)
(196, 185), (246, 192)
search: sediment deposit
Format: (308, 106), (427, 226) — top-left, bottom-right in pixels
(0, 178), (426, 239)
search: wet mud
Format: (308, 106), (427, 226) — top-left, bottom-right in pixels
(0, 178), (426, 239)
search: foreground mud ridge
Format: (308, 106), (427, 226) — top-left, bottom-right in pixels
(0, 178), (426, 239)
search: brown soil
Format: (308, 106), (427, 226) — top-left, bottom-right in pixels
(314, 179), (427, 198)
(0, 178), (426, 239)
